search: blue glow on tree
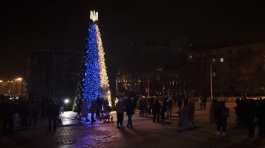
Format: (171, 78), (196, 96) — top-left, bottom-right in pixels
(82, 10), (112, 106)
(82, 23), (101, 101)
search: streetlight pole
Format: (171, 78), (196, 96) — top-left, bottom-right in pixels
(147, 79), (150, 97)
(210, 62), (213, 101)
(209, 57), (224, 101)
(15, 77), (23, 97)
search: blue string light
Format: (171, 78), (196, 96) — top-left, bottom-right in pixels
(82, 24), (101, 101)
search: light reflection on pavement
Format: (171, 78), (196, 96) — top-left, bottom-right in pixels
(2, 105), (264, 148)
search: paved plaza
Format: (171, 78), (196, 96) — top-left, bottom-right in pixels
(1, 103), (265, 148)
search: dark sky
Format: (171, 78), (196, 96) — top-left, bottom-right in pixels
(1, 0), (265, 79)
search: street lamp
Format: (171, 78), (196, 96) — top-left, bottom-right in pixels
(220, 57), (224, 63)
(210, 57), (224, 100)
(14, 77), (23, 97)
(15, 77), (23, 82)
(64, 98), (70, 105)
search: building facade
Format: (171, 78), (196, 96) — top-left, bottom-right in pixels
(27, 49), (82, 102)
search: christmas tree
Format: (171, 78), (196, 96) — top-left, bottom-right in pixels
(82, 11), (111, 105)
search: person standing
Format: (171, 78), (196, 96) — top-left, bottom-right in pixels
(96, 97), (103, 121)
(209, 98), (218, 124)
(76, 98), (83, 121)
(167, 96), (173, 120)
(90, 100), (97, 124)
(257, 98), (265, 137)
(215, 101), (229, 136)
(82, 100), (90, 122)
(126, 96), (135, 128)
(1, 96), (15, 135)
(139, 97), (146, 117)
(152, 99), (161, 123)
(116, 97), (125, 128)
(47, 99), (60, 132)
(201, 96), (207, 110)
(161, 98), (167, 122)
(245, 99), (256, 138)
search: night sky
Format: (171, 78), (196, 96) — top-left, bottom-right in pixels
(1, 0), (264, 79)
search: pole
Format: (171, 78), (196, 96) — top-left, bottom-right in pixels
(147, 80), (150, 97)
(115, 78), (118, 95)
(210, 62), (213, 100)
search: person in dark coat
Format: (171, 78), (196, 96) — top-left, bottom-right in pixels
(20, 98), (30, 129)
(215, 101), (229, 136)
(245, 99), (257, 138)
(1, 96), (14, 135)
(161, 98), (167, 122)
(47, 100), (60, 132)
(152, 99), (161, 123)
(167, 97), (173, 120)
(139, 97), (147, 117)
(257, 99), (265, 137)
(96, 97), (103, 121)
(76, 98), (83, 121)
(116, 97), (125, 128)
(126, 97), (135, 128)
(90, 100), (97, 124)
(148, 97), (154, 115)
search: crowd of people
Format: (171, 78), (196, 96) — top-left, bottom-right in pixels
(2, 91), (265, 139)
(130, 93), (265, 138)
(137, 94), (196, 129)
(235, 97), (265, 137)
(0, 95), (62, 136)
(75, 97), (113, 124)
(138, 96), (174, 123)
(115, 93), (137, 129)
(209, 96), (265, 138)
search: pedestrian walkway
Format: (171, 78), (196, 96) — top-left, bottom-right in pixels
(60, 111), (79, 126)
(1, 109), (264, 148)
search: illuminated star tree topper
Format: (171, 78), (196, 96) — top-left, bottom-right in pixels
(90, 10), (98, 22)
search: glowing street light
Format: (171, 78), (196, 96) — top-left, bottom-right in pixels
(0, 80), (3, 83)
(15, 77), (23, 82)
(220, 57), (224, 63)
(210, 57), (224, 100)
(64, 98), (70, 105)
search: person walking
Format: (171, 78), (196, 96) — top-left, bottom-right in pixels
(161, 98), (167, 122)
(209, 98), (218, 124)
(47, 100), (60, 132)
(245, 99), (256, 138)
(76, 98), (83, 121)
(215, 101), (229, 136)
(201, 96), (207, 110)
(96, 97), (103, 121)
(257, 98), (265, 137)
(116, 97), (125, 128)
(82, 100), (90, 122)
(167, 96), (173, 120)
(90, 100), (97, 124)
(152, 99), (161, 123)
(126, 96), (135, 129)
(139, 97), (146, 117)
(1, 96), (15, 135)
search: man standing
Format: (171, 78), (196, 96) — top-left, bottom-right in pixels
(90, 100), (97, 124)
(152, 99), (161, 123)
(126, 96), (135, 129)
(215, 101), (229, 136)
(47, 99), (60, 132)
(116, 97), (125, 128)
